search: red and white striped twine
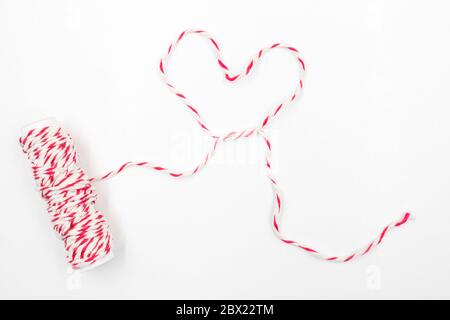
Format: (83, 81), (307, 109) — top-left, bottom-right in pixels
(20, 124), (112, 270)
(20, 29), (411, 269)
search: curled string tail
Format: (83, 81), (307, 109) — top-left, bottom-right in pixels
(259, 130), (411, 262)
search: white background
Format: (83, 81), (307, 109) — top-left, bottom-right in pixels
(1, 0), (449, 299)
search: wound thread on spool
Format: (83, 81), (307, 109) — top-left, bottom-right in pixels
(20, 119), (113, 270)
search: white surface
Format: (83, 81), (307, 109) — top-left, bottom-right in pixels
(1, 0), (449, 299)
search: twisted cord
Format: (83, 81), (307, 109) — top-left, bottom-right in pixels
(21, 30), (411, 267)
(91, 29), (411, 262)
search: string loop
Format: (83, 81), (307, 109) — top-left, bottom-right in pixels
(20, 29), (411, 269)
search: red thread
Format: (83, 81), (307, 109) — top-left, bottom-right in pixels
(218, 59), (228, 70)
(225, 74), (239, 81)
(210, 38), (219, 50)
(246, 61), (254, 74)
